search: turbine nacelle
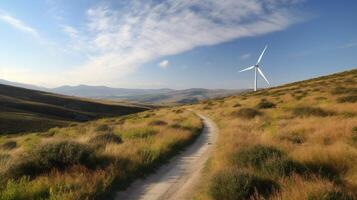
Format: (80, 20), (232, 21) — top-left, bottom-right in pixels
(239, 45), (270, 91)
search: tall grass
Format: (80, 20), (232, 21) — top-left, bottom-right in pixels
(0, 108), (203, 199)
(189, 69), (357, 200)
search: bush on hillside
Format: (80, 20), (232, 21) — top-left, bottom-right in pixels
(331, 87), (350, 95)
(292, 106), (334, 117)
(337, 95), (357, 103)
(1, 141), (17, 150)
(149, 120), (168, 126)
(303, 162), (340, 182)
(256, 99), (276, 109)
(6, 141), (96, 179)
(209, 170), (278, 200)
(89, 133), (122, 145)
(231, 145), (305, 177)
(233, 108), (262, 119)
(232, 145), (284, 168)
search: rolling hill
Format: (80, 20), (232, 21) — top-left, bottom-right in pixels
(187, 68), (357, 199)
(0, 84), (148, 134)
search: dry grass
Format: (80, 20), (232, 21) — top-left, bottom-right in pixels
(0, 108), (203, 199)
(188, 69), (357, 200)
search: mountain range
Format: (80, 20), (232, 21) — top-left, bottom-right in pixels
(0, 79), (243, 104)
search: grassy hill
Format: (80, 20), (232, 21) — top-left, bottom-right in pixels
(0, 108), (202, 199)
(0, 84), (148, 134)
(186, 69), (357, 200)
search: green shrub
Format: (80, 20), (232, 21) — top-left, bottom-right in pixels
(149, 120), (168, 126)
(256, 99), (276, 109)
(233, 108), (262, 119)
(231, 145), (304, 177)
(304, 162), (340, 181)
(293, 106), (334, 117)
(209, 170), (278, 200)
(1, 141), (17, 150)
(331, 87), (357, 95)
(6, 141), (96, 179)
(89, 133), (122, 145)
(337, 95), (357, 103)
(232, 145), (284, 168)
(33, 141), (95, 170)
(308, 190), (353, 200)
(0, 177), (49, 200)
(331, 87), (349, 95)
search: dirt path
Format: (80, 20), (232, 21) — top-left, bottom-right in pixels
(115, 112), (218, 200)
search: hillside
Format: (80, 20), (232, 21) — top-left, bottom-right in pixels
(0, 84), (148, 134)
(186, 69), (357, 199)
(0, 107), (202, 199)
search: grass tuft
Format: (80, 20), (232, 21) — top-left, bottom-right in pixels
(232, 108), (262, 119)
(292, 106), (334, 117)
(89, 133), (122, 145)
(209, 170), (278, 200)
(1, 141), (17, 150)
(336, 95), (357, 103)
(5, 141), (96, 179)
(148, 120), (168, 126)
(256, 99), (276, 109)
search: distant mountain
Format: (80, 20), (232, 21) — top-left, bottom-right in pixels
(0, 79), (243, 105)
(0, 79), (50, 92)
(52, 85), (173, 98)
(52, 86), (243, 104)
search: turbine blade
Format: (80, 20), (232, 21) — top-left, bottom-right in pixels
(256, 45), (268, 65)
(257, 67), (270, 85)
(239, 66), (255, 72)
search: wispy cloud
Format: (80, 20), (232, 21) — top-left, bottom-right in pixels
(240, 53), (251, 60)
(159, 60), (169, 69)
(0, 13), (39, 37)
(62, 0), (304, 85)
(62, 25), (78, 38)
(339, 42), (357, 49)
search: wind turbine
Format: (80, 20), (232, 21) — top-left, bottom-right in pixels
(239, 45), (270, 91)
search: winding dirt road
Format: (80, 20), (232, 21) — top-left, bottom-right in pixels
(115, 112), (218, 200)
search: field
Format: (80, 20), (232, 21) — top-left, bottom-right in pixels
(0, 108), (203, 199)
(0, 84), (148, 134)
(187, 69), (357, 199)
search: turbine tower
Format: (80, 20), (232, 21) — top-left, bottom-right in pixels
(239, 45), (270, 91)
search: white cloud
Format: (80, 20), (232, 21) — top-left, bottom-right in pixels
(159, 60), (169, 69)
(0, 13), (39, 37)
(60, 0), (304, 85)
(240, 53), (251, 60)
(62, 25), (78, 38)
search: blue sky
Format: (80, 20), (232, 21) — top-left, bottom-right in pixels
(0, 0), (356, 89)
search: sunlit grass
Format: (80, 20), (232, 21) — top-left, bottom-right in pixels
(0, 108), (203, 199)
(189, 69), (357, 200)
